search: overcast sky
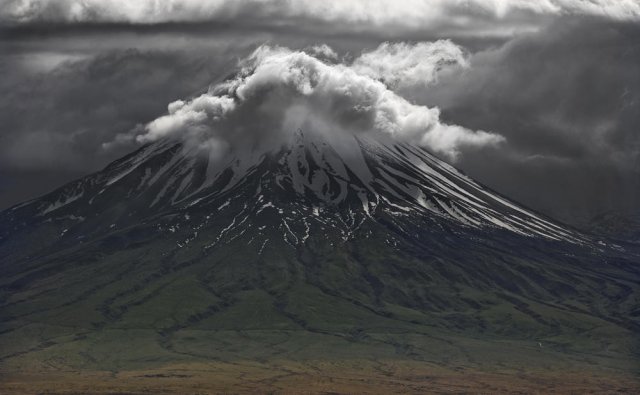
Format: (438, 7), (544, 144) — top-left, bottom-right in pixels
(1, 0), (639, 227)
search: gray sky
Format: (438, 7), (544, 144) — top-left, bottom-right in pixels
(1, 0), (639, 227)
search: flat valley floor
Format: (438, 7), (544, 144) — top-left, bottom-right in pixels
(2, 359), (639, 394)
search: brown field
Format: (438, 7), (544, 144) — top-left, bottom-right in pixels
(2, 360), (639, 395)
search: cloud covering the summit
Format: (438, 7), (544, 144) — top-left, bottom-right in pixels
(120, 44), (501, 161)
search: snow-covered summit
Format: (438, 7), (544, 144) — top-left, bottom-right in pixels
(2, 127), (581, 262)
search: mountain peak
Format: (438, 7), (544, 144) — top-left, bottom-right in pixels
(1, 129), (585, 267)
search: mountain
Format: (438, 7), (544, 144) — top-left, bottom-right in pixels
(0, 130), (583, 259)
(587, 210), (640, 243)
(1, 130), (639, 392)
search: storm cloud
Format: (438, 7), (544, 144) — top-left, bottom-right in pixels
(419, 18), (640, 224)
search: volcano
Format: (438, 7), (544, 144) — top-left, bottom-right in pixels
(1, 129), (639, 392)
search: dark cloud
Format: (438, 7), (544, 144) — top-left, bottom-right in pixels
(416, 18), (640, 225)
(0, 42), (259, 208)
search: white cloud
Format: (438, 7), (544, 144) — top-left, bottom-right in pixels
(306, 44), (339, 62)
(554, 0), (640, 20)
(351, 41), (468, 89)
(138, 95), (236, 143)
(128, 44), (503, 161)
(3, 0), (639, 25)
